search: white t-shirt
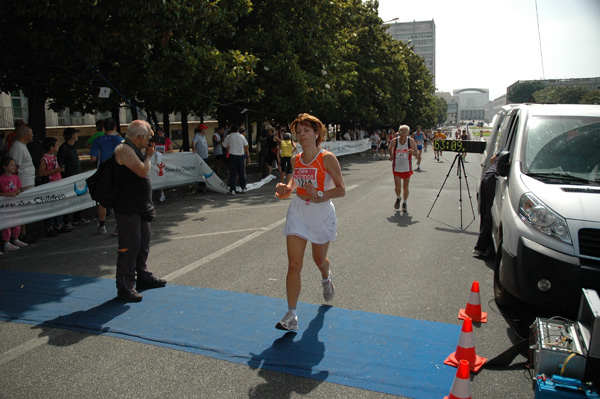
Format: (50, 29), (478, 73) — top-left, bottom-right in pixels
(223, 132), (248, 156)
(9, 140), (35, 187)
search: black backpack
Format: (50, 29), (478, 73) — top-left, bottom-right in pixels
(85, 155), (119, 208)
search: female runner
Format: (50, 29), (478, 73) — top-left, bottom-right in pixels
(274, 113), (346, 331)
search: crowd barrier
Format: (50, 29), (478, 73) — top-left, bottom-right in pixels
(0, 139), (370, 230)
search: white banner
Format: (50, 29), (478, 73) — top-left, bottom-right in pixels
(296, 139), (370, 156)
(0, 142), (369, 230)
(0, 152), (221, 230)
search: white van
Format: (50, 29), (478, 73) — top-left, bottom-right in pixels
(488, 104), (600, 313)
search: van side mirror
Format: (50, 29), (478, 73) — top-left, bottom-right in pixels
(496, 151), (511, 177)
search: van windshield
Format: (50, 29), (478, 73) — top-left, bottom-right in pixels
(524, 116), (600, 184)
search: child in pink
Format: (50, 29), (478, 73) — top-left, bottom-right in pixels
(38, 137), (70, 237)
(0, 157), (28, 253)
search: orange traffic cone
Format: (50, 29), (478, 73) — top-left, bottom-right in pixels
(458, 281), (488, 323)
(444, 317), (487, 372)
(444, 360), (471, 399)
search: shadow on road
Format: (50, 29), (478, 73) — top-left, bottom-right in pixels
(247, 305), (332, 399)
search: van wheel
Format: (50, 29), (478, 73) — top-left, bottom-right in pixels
(493, 243), (518, 307)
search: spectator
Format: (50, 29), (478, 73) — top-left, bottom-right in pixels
(38, 137), (71, 237)
(212, 126), (224, 174)
(278, 132), (297, 184)
(0, 157), (28, 253)
(8, 125), (37, 244)
(343, 130), (352, 141)
(370, 130), (381, 159)
(86, 119), (105, 149)
(58, 127), (89, 226)
(379, 130), (388, 160)
(265, 127), (278, 176)
(90, 117), (123, 234)
(113, 120), (167, 302)
(154, 128), (173, 202)
(2, 119), (26, 157)
(192, 124), (209, 193)
(222, 124), (249, 195)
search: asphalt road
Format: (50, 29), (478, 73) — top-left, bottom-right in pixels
(0, 148), (546, 398)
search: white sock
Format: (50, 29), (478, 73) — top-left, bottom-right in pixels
(322, 274), (331, 284)
(288, 307), (296, 316)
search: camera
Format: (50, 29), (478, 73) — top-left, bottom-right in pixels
(149, 135), (166, 145)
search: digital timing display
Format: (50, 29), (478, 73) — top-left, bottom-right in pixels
(433, 140), (486, 154)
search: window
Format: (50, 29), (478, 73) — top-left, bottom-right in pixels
(11, 91), (28, 122)
(57, 108), (84, 126)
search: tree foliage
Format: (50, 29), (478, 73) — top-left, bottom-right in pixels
(507, 80), (545, 103)
(532, 85), (599, 105)
(1, 0), (436, 136)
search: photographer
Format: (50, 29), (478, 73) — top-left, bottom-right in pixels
(113, 120), (167, 302)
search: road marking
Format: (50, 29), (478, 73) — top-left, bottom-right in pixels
(164, 185), (359, 282)
(163, 218), (287, 281)
(0, 329), (69, 366)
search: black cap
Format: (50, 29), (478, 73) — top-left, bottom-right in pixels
(63, 127), (80, 140)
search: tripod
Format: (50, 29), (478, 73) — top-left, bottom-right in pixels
(427, 153), (475, 229)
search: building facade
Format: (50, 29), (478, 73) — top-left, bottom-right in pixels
(384, 20), (436, 86)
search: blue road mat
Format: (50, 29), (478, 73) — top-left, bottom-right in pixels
(0, 270), (460, 398)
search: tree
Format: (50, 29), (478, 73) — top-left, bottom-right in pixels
(581, 89), (600, 105)
(532, 85), (592, 104)
(434, 96), (448, 127)
(507, 80), (545, 103)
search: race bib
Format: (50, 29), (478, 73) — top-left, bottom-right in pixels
(293, 167), (318, 188)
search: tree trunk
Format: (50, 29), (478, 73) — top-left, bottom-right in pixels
(111, 104), (121, 134)
(130, 106), (139, 121)
(180, 108), (189, 152)
(27, 85), (47, 139)
(162, 107), (170, 136)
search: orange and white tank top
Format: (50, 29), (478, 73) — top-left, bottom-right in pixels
(293, 149), (333, 196)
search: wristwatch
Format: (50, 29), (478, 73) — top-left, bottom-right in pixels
(317, 190), (324, 198)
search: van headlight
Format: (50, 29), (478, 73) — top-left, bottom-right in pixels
(519, 192), (571, 244)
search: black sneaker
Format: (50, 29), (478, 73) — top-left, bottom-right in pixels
(136, 278), (167, 291)
(394, 198), (400, 210)
(401, 202), (407, 212)
(20, 234), (37, 244)
(118, 289), (143, 302)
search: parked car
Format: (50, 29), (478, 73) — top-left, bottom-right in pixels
(487, 104), (600, 314)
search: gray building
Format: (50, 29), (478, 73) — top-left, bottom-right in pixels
(384, 20), (436, 86)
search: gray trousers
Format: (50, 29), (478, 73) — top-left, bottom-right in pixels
(115, 213), (156, 292)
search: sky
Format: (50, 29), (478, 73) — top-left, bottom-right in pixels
(377, 0), (600, 100)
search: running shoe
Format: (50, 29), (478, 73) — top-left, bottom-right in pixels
(402, 202), (407, 212)
(97, 224), (107, 234)
(394, 198), (401, 210)
(417, 165), (420, 170)
(4, 242), (20, 252)
(322, 272), (335, 302)
(159, 192), (166, 202)
(11, 239), (28, 248)
(276, 310), (298, 331)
